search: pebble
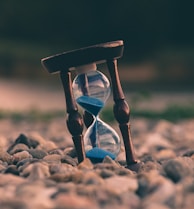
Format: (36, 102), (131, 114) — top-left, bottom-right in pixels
(21, 162), (49, 179)
(12, 150), (32, 164)
(37, 141), (57, 152)
(4, 165), (19, 175)
(0, 150), (12, 164)
(61, 154), (78, 166)
(163, 157), (194, 183)
(8, 143), (29, 155)
(27, 149), (48, 159)
(43, 154), (62, 164)
(104, 176), (138, 194)
(16, 158), (39, 172)
(14, 133), (31, 147)
(27, 162), (50, 181)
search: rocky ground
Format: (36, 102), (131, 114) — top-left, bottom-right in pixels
(0, 117), (194, 209)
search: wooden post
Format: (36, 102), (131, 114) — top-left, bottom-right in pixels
(107, 59), (137, 166)
(60, 70), (85, 163)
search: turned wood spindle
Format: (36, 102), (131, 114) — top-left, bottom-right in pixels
(60, 70), (85, 163)
(107, 59), (137, 166)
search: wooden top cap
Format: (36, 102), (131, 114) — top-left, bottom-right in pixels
(41, 40), (124, 73)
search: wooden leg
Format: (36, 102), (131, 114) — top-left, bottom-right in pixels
(60, 70), (85, 163)
(107, 59), (137, 166)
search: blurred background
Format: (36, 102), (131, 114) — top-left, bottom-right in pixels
(1, 0), (194, 118)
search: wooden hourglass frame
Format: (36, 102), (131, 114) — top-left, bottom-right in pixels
(41, 40), (137, 167)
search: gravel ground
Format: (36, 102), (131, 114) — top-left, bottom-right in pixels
(0, 117), (194, 209)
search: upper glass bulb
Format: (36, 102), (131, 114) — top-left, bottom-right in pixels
(72, 63), (111, 116)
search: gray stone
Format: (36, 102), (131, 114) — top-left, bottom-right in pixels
(163, 157), (194, 183)
(27, 149), (48, 159)
(12, 133), (31, 147)
(4, 165), (19, 176)
(61, 154), (78, 166)
(17, 158), (40, 173)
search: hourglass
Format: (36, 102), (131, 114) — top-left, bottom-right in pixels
(72, 63), (120, 163)
(41, 40), (137, 166)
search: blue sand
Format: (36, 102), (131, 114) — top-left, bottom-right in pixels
(86, 147), (116, 163)
(76, 96), (104, 116)
(90, 120), (97, 147)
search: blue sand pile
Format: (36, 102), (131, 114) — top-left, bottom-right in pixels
(86, 147), (116, 163)
(76, 96), (104, 116)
